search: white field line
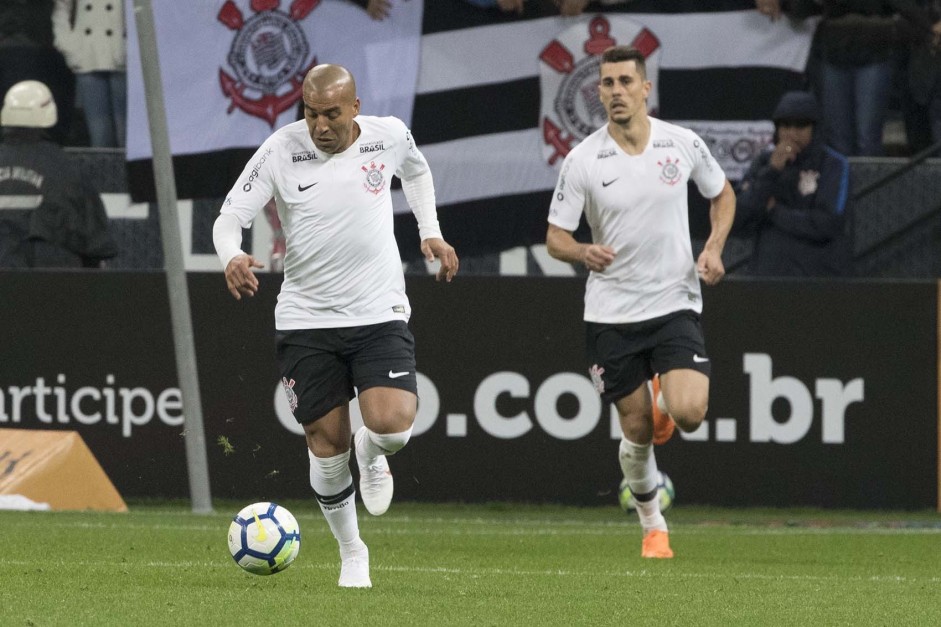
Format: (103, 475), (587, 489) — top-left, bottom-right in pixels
(47, 508), (941, 531)
(21, 519), (941, 537)
(0, 557), (938, 585)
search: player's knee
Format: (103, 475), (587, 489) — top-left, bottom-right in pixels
(671, 400), (708, 433)
(618, 410), (653, 445)
(367, 426), (413, 455)
(371, 405), (416, 438)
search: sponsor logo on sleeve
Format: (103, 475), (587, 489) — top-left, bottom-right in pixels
(242, 147), (274, 192)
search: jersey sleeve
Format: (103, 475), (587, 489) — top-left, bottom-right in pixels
(687, 130), (727, 200)
(547, 150), (587, 232)
(390, 117), (430, 181)
(219, 137), (279, 228)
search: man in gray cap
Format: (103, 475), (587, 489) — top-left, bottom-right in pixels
(734, 91), (852, 277)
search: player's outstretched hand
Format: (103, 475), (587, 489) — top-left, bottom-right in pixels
(366, 0), (391, 20)
(421, 237), (459, 283)
(224, 253), (265, 300)
(696, 249), (726, 286)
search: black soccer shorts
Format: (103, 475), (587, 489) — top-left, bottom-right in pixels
(586, 310), (710, 405)
(275, 320), (418, 424)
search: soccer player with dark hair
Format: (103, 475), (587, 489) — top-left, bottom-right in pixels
(546, 45), (736, 558)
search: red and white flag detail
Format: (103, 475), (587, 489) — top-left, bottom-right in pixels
(539, 16), (662, 167)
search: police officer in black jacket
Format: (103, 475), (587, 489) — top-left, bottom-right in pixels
(735, 91), (853, 277)
(0, 80), (116, 268)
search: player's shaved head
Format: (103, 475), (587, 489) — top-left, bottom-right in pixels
(303, 64), (357, 103)
(301, 64), (361, 154)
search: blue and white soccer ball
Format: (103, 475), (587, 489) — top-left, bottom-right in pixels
(227, 502), (301, 575)
(618, 471), (675, 513)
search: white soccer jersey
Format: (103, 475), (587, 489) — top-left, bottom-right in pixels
(548, 117), (727, 324)
(221, 116), (428, 330)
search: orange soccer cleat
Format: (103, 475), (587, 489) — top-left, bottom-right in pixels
(641, 530), (674, 559)
(651, 375), (675, 445)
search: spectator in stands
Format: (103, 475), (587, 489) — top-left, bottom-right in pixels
(463, 0), (625, 16)
(0, 80), (117, 268)
(0, 0), (75, 144)
(908, 0), (941, 150)
(463, 0), (526, 12)
(734, 91), (852, 277)
(348, 0), (393, 20)
(771, 0), (937, 156)
(53, 0), (126, 148)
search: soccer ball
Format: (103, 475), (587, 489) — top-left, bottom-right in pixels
(618, 471), (675, 513)
(227, 502), (301, 575)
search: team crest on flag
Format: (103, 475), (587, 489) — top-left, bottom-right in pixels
(539, 16), (662, 167)
(217, 0), (321, 127)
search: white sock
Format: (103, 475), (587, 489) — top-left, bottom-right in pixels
(358, 426), (412, 460)
(618, 437), (667, 533)
(309, 450), (360, 547)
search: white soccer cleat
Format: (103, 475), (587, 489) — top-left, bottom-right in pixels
(338, 542), (371, 588)
(354, 426), (394, 516)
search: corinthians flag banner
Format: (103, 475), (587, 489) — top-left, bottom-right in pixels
(125, 0), (815, 257)
(125, 0), (423, 201)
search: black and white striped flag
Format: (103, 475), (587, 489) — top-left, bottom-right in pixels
(124, 0), (814, 258)
(396, 1), (815, 258)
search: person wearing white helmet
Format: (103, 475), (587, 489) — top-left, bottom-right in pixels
(1, 80), (58, 129)
(0, 80), (116, 267)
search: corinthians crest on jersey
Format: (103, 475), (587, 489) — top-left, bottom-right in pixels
(217, 0), (320, 128)
(539, 16), (663, 168)
(362, 161), (386, 195)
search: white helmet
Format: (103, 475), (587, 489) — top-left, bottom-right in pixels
(1, 80), (57, 128)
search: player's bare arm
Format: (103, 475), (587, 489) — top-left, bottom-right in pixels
(546, 224), (615, 272)
(224, 253), (265, 300)
(421, 237), (459, 282)
(696, 180), (736, 286)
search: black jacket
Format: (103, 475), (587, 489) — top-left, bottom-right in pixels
(787, 0), (933, 65)
(734, 140), (852, 277)
(0, 137), (117, 267)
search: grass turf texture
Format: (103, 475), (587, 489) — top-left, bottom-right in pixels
(2, 501), (940, 626)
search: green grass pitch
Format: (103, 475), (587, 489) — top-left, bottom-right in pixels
(1, 501), (939, 626)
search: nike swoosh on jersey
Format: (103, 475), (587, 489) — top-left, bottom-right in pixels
(298, 182), (318, 192)
(602, 178), (618, 187)
(388, 370), (409, 379)
(693, 355), (710, 363)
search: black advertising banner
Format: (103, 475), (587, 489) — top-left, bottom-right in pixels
(0, 272), (936, 509)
